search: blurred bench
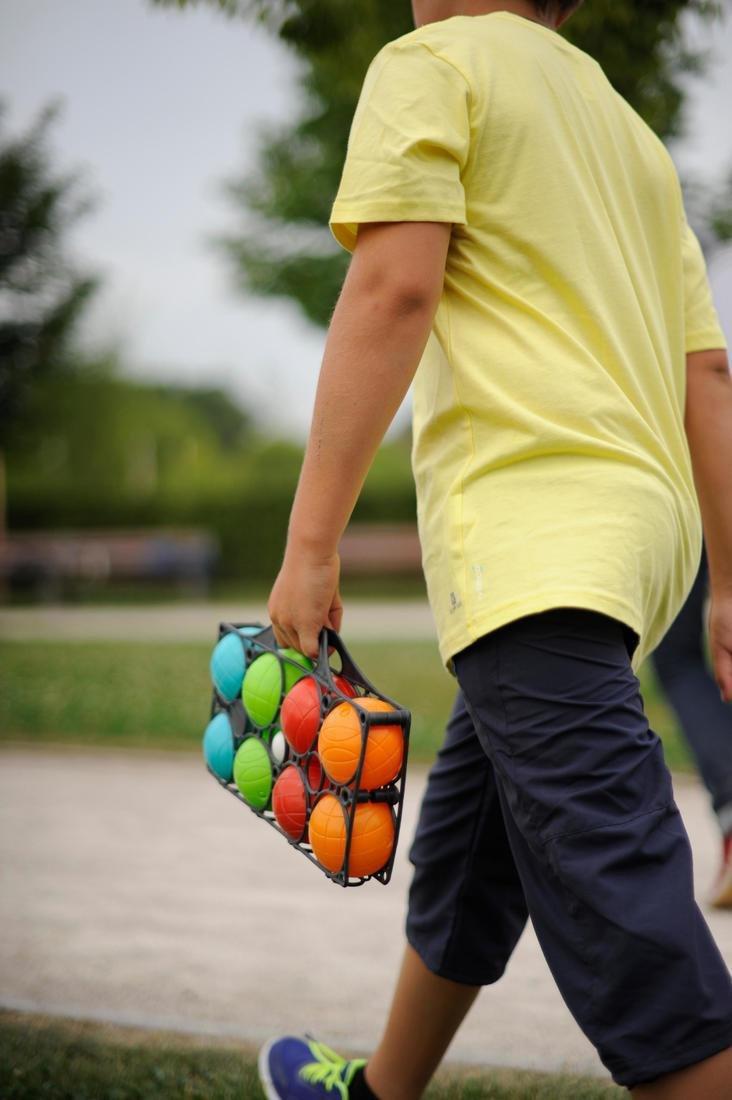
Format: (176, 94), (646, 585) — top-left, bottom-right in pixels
(339, 523), (421, 575)
(0, 529), (219, 596)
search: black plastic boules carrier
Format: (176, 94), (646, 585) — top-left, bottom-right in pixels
(204, 622), (411, 887)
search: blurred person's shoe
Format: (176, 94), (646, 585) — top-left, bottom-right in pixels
(709, 833), (732, 909)
(258, 1035), (369, 1099)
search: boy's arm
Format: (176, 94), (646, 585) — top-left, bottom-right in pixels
(266, 220), (451, 659)
(684, 347), (732, 701)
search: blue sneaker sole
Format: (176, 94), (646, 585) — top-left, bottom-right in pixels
(257, 1036), (281, 1100)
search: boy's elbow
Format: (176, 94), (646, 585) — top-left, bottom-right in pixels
(684, 348), (732, 431)
(686, 348), (730, 380)
(350, 266), (442, 320)
(345, 221), (450, 321)
(388, 280), (442, 318)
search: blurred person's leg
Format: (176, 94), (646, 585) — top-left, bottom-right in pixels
(652, 545), (732, 904)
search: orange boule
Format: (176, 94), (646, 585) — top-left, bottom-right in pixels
(318, 696), (404, 789)
(281, 673), (358, 756)
(308, 793), (395, 878)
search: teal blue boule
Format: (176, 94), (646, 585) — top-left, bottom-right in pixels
(202, 712), (235, 781)
(210, 626), (265, 701)
(210, 633), (245, 701)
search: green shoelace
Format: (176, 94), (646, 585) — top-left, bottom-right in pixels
(298, 1038), (367, 1097)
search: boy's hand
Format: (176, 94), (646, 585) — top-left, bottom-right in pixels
(267, 543), (344, 662)
(709, 594), (732, 703)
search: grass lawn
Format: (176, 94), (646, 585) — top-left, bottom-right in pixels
(0, 638), (693, 772)
(0, 1011), (625, 1099)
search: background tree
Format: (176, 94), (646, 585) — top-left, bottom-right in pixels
(684, 165), (732, 253)
(0, 98), (100, 534)
(0, 99), (100, 442)
(153, 0), (724, 327)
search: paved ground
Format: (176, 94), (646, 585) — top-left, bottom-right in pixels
(0, 600), (436, 643)
(1, 746), (730, 1083)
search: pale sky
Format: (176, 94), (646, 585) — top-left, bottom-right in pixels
(2, 0), (731, 441)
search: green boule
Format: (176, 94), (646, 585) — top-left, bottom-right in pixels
(233, 736), (273, 810)
(242, 647), (314, 728)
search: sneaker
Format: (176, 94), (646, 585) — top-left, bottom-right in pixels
(709, 834), (732, 909)
(258, 1034), (367, 1099)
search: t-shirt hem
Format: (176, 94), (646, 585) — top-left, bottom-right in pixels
(330, 202), (467, 253)
(439, 590), (645, 677)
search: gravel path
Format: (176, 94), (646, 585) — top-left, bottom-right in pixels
(1, 746), (729, 1083)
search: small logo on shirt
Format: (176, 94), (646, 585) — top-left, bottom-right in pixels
(449, 590), (462, 613)
(471, 563), (485, 596)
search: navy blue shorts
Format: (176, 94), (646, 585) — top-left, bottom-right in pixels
(406, 608), (732, 1089)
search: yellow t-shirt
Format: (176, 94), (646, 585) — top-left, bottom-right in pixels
(329, 11), (727, 677)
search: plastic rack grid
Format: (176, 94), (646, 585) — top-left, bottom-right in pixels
(206, 621), (411, 887)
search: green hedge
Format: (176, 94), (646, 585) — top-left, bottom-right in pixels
(7, 472), (417, 581)
(5, 374), (418, 580)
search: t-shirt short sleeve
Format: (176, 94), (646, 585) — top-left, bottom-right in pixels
(330, 41), (470, 253)
(681, 215), (727, 353)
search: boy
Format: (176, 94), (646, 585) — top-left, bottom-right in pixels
(259, 1), (732, 1095)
